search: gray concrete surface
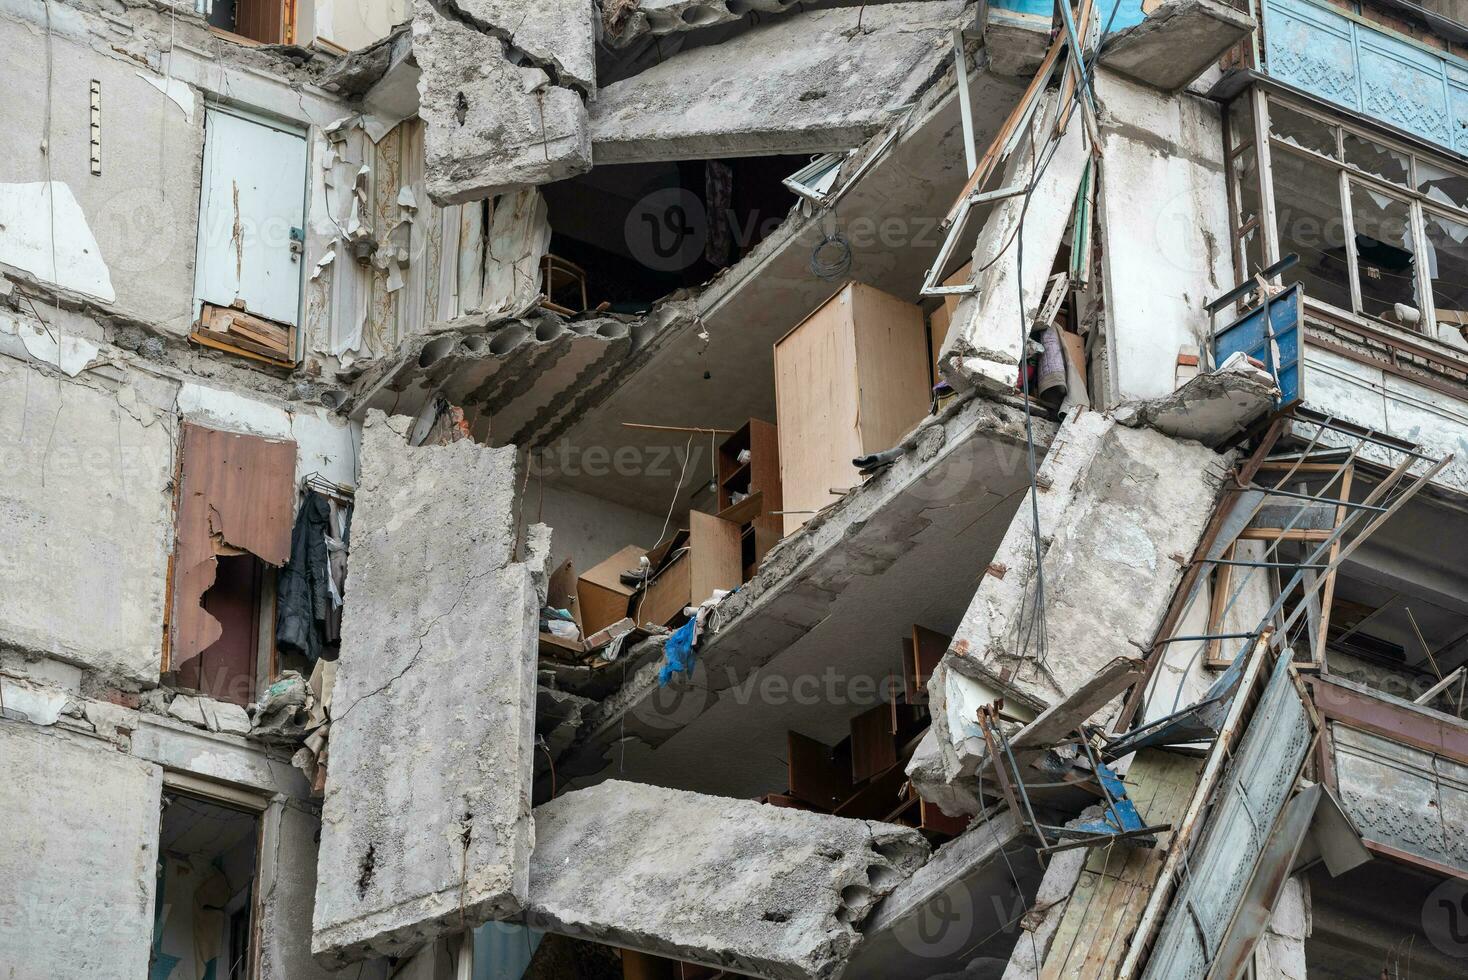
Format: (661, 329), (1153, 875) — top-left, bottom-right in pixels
(930, 411), (1231, 787)
(525, 780), (931, 980)
(0, 723), (163, 979)
(416, 0), (592, 205)
(589, 2), (964, 163)
(313, 412), (540, 965)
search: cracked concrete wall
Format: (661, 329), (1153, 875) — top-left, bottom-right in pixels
(1095, 68), (1234, 404)
(927, 410), (1231, 789)
(415, 0), (594, 206)
(0, 723), (163, 979)
(0, 10), (203, 332)
(313, 411), (540, 965)
(0, 354), (174, 683)
(526, 780), (931, 980)
(589, 2), (964, 163)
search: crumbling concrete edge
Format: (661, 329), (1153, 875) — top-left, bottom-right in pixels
(559, 392), (1056, 776)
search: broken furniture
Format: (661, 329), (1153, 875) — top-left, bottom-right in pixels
(773, 282), (930, 534)
(714, 419), (783, 573)
(541, 254), (589, 315)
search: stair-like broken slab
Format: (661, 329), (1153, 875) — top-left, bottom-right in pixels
(525, 780), (931, 980)
(415, 0), (592, 205)
(927, 410), (1232, 791)
(589, 2), (964, 163)
(312, 411), (540, 966)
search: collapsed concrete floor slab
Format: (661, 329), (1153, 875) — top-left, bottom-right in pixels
(844, 809), (1042, 979)
(554, 393), (1055, 796)
(926, 410), (1232, 793)
(313, 412), (541, 965)
(342, 302), (694, 450)
(589, 2), (966, 163)
(524, 780), (931, 980)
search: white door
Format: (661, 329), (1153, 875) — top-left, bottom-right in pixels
(194, 108), (307, 327)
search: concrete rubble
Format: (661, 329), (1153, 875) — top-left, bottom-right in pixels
(925, 410), (1232, 793)
(525, 780), (930, 979)
(415, 0), (595, 205)
(6, 0), (1466, 976)
(312, 411), (541, 964)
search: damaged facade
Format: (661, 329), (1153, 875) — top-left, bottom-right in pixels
(7, 0), (1468, 977)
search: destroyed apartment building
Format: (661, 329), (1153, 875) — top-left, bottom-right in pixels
(10, 0), (1468, 976)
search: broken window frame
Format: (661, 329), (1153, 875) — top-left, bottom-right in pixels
(1226, 86), (1468, 345)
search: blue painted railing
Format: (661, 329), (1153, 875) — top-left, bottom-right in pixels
(1263, 0), (1468, 156)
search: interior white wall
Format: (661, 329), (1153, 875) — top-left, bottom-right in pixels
(530, 483), (669, 577)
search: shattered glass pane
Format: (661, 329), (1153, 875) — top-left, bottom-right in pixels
(1269, 102), (1338, 159)
(1415, 157), (1468, 211)
(1348, 181), (1418, 322)
(1272, 148), (1352, 311)
(1344, 132), (1410, 187)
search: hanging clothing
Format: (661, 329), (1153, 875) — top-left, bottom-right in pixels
(276, 491), (351, 666)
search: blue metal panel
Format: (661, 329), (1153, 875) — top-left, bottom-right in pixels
(1213, 284), (1303, 407)
(989, 0), (1144, 33)
(1263, 0), (1468, 155)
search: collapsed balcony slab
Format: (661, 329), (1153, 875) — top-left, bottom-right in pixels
(524, 780), (931, 980)
(415, 0), (592, 205)
(589, 2), (965, 163)
(556, 394), (1052, 797)
(929, 411), (1232, 788)
(1098, 0), (1256, 94)
(312, 412), (540, 965)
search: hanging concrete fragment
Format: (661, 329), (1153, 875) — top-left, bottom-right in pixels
(524, 780), (931, 980)
(589, 2), (965, 163)
(312, 411), (541, 965)
(925, 411), (1231, 792)
(415, 0), (593, 206)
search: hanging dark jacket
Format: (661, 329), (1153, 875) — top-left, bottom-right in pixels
(276, 491), (334, 666)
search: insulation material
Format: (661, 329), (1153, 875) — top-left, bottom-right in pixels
(479, 189), (551, 317)
(0, 181), (115, 302)
(170, 424), (295, 670)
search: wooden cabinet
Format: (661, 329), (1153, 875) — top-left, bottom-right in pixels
(716, 419), (783, 572)
(773, 282), (929, 535)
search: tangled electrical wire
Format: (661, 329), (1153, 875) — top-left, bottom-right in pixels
(809, 227), (853, 281)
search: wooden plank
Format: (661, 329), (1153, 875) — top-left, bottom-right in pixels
(689, 511), (742, 606)
(902, 637), (920, 703)
(747, 419), (784, 563)
(787, 731), (855, 810)
(774, 284), (863, 536)
(639, 551), (692, 628)
(715, 489), (764, 528)
(832, 763), (908, 820)
(849, 702), (898, 783)
(911, 625), (949, 701)
(849, 282), (930, 457)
